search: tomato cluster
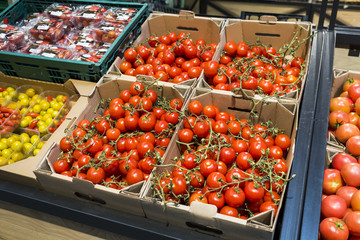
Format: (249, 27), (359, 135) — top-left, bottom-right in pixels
(120, 32), (218, 83)
(53, 81), (184, 189)
(204, 41), (305, 96)
(151, 100), (291, 219)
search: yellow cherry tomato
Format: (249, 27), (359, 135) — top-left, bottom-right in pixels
(11, 141), (23, 152)
(20, 119), (29, 128)
(2, 149), (12, 158)
(20, 133), (30, 143)
(37, 141), (45, 149)
(30, 135), (40, 144)
(11, 152), (24, 162)
(33, 104), (41, 113)
(22, 142), (33, 154)
(26, 88), (36, 98)
(38, 125), (47, 134)
(40, 100), (50, 110)
(33, 148), (40, 156)
(0, 142), (7, 151)
(0, 156), (7, 166)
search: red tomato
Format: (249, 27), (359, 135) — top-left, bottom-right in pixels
(341, 163), (360, 187)
(220, 206), (239, 218)
(323, 169), (344, 195)
(321, 195), (347, 219)
(319, 217), (349, 240)
(126, 169), (144, 185)
(189, 191), (208, 205)
(345, 211), (360, 236)
(179, 128), (194, 143)
(274, 134), (291, 150)
(244, 181), (265, 202)
(330, 97), (351, 113)
(348, 83), (360, 102)
(86, 167), (105, 184)
(329, 110), (350, 129)
(172, 175), (188, 195)
(332, 153), (358, 171)
(249, 140), (267, 160)
(204, 61), (219, 78)
(206, 172), (226, 189)
(199, 159), (218, 177)
(208, 192), (225, 209)
(260, 201), (278, 216)
(60, 137), (72, 152)
(224, 186), (245, 208)
(347, 136), (360, 156)
(188, 100), (203, 115)
(53, 159), (70, 173)
(336, 186), (358, 207)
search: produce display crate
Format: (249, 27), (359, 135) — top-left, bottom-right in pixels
(34, 76), (191, 217)
(197, 17), (313, 102)
(141, 87), (297, 240)
(0, 0), (149, 83)
(106, 11), (224, 88)
(0, 72), (96, 188)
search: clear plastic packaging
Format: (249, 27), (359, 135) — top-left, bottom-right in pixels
(0, 24), (26, 51)
(92, 21), (125, 43)
(20, 40), (50, 55)
(88, 42), (111, 61)
(73, 4), (107, 29)
(0, 100), (21, 133)
(44, 3), (75, 27)
(21, 90), (70, 135)
(103, 7), (138, 24)
(39, 45), (74, 59)
(0, 132), (24, 166)
(28, 18), (67, 43)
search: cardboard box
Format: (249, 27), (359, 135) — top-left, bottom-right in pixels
(34, 76), (191, 216)
(197, 17), (313, 102)
(141, 88), (298, 239)
(0, 72), (96, 188)
(106, 11), (224, 88)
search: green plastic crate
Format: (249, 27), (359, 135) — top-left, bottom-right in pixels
(0, 0), (148, 83)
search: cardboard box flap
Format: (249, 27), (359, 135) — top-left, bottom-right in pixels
(333, 68), (349, 78)
(64, 79), (96, 97)
(189, 202), (217, 218)
(259, 15), (278, 24)
(178, 10), (195, 19)
(249, 210), (274, 228)
(148, 14), (221, 44)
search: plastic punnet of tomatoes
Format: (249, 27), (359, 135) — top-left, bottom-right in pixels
(28, 18), (67, 43)
(0, 24), (26, 51)
(112, 12), (223, 86)
(47, 94), (80, 134)
(103, 7), (138, 25)
(44, 3), (75, 27)
(0, 82), (17, 101)
(0, 100), (21, 134)
(20, 90), (69, 135)
(317, 70), (360, 239)
(198, 19), (312, 102)
(34, 78), (190, 216)
(142, 89), (297, 239)
(72, 5), (107, 29)
(92, 21), (125, 43)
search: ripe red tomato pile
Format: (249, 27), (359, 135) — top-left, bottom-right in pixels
(151, 100), (292, 219)
(120, 32), (218, 83)
(203, 41), (305, 95)
(319, 78), (360, 239)
(53, 81), (184, 189)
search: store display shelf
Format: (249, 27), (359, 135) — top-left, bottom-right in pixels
(299, 30), (335, 240)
